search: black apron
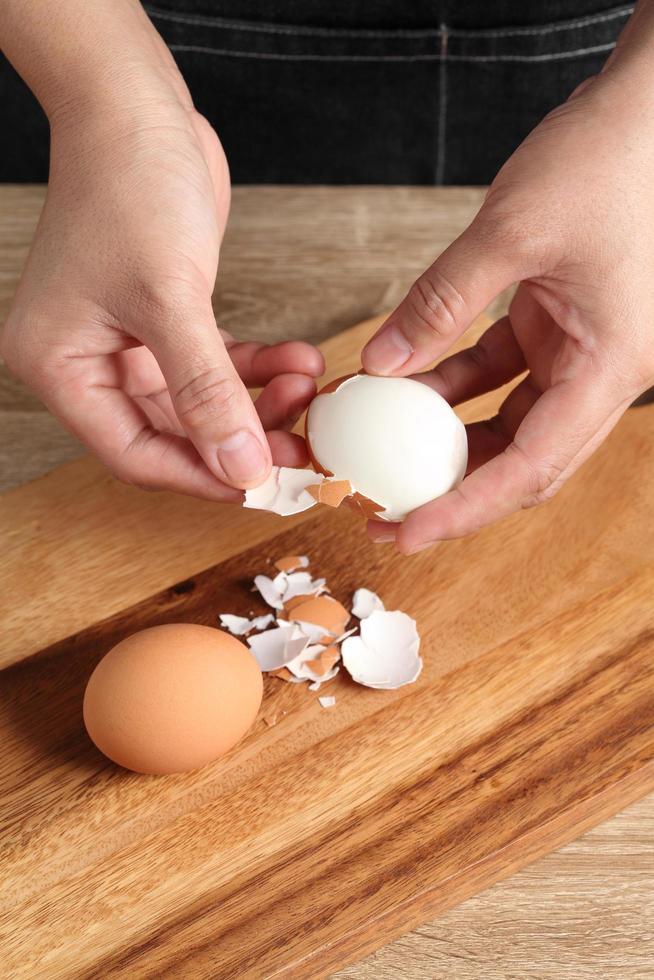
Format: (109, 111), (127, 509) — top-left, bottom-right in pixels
(0, 1), (633, 183)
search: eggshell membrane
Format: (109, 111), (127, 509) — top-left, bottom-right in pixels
(83, 624), (263, 775)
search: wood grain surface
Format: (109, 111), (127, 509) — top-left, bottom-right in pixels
(2, 185), (653, 978)
(2, 312), (654, 977)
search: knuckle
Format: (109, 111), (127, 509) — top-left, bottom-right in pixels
(124, 273), (203, 332)
(174, 368), (239, 430)
(467, 337), (493, 374)
(475, 205), (534, 272)
(407, 268), (465, 340)
(506, 443), (566, 510)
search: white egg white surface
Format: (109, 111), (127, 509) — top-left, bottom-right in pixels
(306, 374), (468, 521)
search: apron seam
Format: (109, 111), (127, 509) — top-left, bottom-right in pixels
(147, 4), (633, 39)
(168, 41), (618, 63)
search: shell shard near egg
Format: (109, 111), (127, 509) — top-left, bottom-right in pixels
(341, 610), (422, 690)
(319, 695), (336, 709)
(274, 554), (310, 573)
(219, 613), (274, 636)
(243, 465), (357, 519)
(282, 594), (350, 637)
(284, 646), (341, 684)
(306, 479), (353, 508)
(219, 549), (422, 701)
(351, 588), (385, 619)
(277, 618), (330, 644)
(253, 570), (326, 611)
(244, 466), (324, 516)
(247, 624), (310, 671)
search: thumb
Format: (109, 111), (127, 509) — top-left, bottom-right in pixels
(144, 301), (271, 489)
(362, 215), (521, 376)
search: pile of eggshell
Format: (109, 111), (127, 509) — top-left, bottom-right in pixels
(219, 554), (422, 713)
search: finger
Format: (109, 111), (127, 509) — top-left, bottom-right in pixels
(396, 374), (627, 552)
(255, 374), (317, 431)
(367, 520), (400, 545)
(226, 340), (325, 387)
(45, 372), (243, 502)
(136, 298), (272, 489)
(362, 214), (521, 376)
(464, 374), (542, 471)
(267, 430), (310, 468)
(370, 375), (541, 543)
(416, 316), (526, 406)
(131, 391), (180, 435)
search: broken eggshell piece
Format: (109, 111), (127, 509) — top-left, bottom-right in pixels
(219, 613), (274, 636)
(283, 594), (350, 637)
(247, 624), (309, 671)
(244, 467), (324, 517)
(273, 554), (310, 573)
(306, 373), (468, 522)
(253, 570), (326, 611)
(351, 588), (385, 619)
(341, 609), (422, 689)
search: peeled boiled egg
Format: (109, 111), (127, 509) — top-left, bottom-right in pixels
(305, 374), (468, 522)
(83, 623), (263, 775)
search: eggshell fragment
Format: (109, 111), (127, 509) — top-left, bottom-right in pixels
(319, 696), (336, 708)
(83, 624), (263, 775)
(278, 618), (330, 644)
(351, 588), (385, 619)
(253, 570), (326, 611)
(284, 595), (350, 637)
(253, 572), (288, 610)
(283, 572), (328, 604)
(219, 613), (274, 636)
(304, 645), (341, 678)
(341, 610), (422, 689)
(247, 624), (309, 671)
(285, 650), (341, 684)
(306, 480), (353, 508)
(306, 374), (468, 521)
(244, 467), (324, 516)
(274, 554), (310, 573)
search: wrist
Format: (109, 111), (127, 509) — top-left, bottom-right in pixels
(600, 0), (654, 104)
(0, 0), (186, 128)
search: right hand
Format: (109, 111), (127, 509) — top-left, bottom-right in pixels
(1, 58), (323, 500)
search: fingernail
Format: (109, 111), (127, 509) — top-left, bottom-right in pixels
(370, 530), (397, 543)
(217, 429), (269, 485)
(405, 540), (439, 555)
(363, 324), (414, 374)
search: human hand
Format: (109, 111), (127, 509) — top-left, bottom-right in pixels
(0, 3), (323, 500)
(362, 67), (654, 552)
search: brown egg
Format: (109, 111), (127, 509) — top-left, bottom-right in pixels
(83, 624), (263, 775)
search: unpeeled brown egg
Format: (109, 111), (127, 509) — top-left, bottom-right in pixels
(83, 623), (263, 775)
(306, 374), (468, 522)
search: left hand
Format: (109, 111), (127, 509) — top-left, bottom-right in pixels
(362, 67), (654, 553)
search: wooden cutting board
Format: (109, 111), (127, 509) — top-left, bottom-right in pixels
(1, 314), (653, 979)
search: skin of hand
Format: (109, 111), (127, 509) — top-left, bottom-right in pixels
(363, 51), (654, 553)
(0, 2), (324, 500)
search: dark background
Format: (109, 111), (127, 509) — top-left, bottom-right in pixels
(0, 1), (632, 184)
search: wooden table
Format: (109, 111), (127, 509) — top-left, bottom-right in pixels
(1, 185), (652, 979)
